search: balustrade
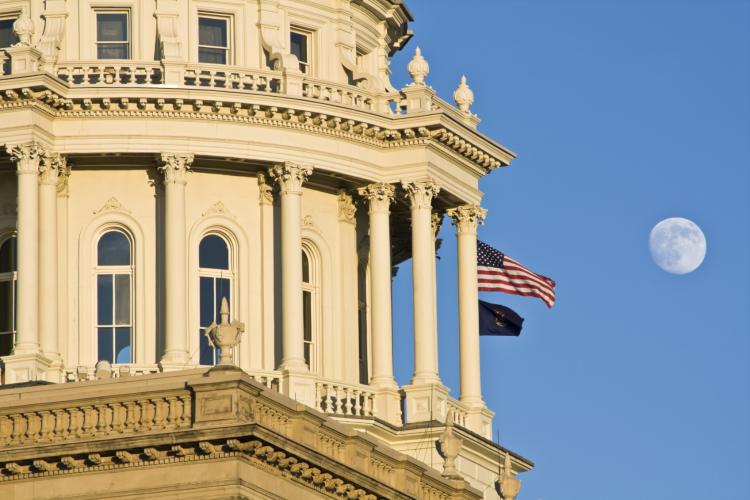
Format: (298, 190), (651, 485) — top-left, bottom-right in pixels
(0, 394), (192, 447)
(55, 61), (163, 85)
(183, 64), (281, 93)
(314, 379), (375, 417)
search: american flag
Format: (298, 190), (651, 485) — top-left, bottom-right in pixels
(477, 240), (556, 308)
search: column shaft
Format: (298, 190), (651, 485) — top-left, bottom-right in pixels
(270, 162), (312, 372)
(7, 143), (43, 355)
(403, 181), (441, 385)
(358, 183), (396, 388)
(38, 154), (65, 359)
(448, 204), (487, 406)
(159, 153), (193, 366)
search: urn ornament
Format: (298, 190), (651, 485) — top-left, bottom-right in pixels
(205, 297), (245, 367)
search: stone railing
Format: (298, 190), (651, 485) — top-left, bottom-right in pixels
(302, 77), (375, 112)
(55, 61), (163, 85)
(0, 393), (192, 447)
(183, 64), (282, 93)
(446, 398), (469, 429)
(245, 369), (281, 391)
(63, 364), (160, 382)
(314, 378), (375, 418)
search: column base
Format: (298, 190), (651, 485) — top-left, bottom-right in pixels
(372, 386), (403, 426)
(1, 353), (54, 385)
(159, 352), (192, 372)
(401, 382), (450, 424)
(465, 404), (495, 439)
(43, 355), (65, 384)
(280, 369), (317, 408)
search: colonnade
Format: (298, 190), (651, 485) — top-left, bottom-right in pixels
(4, 147), (488, 421)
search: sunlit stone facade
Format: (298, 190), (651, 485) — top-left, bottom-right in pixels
(0, 1), (531, 498)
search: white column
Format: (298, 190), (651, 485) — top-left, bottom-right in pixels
(269, 162), (312, 372)
(402, 180), (441, 385)
(38, 153), (66, 362)
(357, 183), (397, 389)
(158, 153), (194, 367)
(447, 204), (487, 407)
(6, 143), (44, 356)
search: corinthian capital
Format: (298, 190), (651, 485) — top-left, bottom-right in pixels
(447, 204), (487, 234)
(402, 180), (440, 210)
(337, 191), (356, 223)
(357, 182), (394, 213)
(5, 142), (48, 173)
(267, 162), (312, 195)
(158, 153), (194, 184)
(39, 153), (67, 185)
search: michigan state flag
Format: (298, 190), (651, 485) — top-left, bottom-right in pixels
(479, 300), (524, 336)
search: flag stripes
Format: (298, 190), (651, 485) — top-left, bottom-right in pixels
(477, 241), (556, 308)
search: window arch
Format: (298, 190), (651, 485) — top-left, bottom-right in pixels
(0, 234), (17, 356)
(95, 229), (133, 364)
(199, 233), (234, 365)
(302, 243), (320, 372)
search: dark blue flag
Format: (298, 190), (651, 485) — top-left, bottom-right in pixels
(479, 300), (524, 336)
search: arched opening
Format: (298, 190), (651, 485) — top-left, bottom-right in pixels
(198, 233), (234, 365)
(96, 229), (133, 363)
(0, 234), (17, 356)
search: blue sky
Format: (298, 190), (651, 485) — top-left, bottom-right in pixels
(388, 1), (750, 498)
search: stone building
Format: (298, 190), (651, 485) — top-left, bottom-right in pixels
(0, 1), (531, 498)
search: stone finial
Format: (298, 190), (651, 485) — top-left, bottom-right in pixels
(453, 75), (474, 114)
(94, 360), (113, 380)
(497, 453), (522, 500)
(12, 7), (34, 46)
(407, 47), (430, 86)
(437, 409), (463, 479)
(205, 297), (245, 368)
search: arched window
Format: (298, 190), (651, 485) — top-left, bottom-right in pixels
(0, 235), (17, 356)
(199, 234), (233, 365)
(302, 245), (319, 371)
(96, 230), (133, 363)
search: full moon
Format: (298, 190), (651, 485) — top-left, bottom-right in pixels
(649, 217), (706, 274)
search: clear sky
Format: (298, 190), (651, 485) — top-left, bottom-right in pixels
(388, 1), (750, 498)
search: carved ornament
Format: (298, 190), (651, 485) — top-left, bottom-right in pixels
(257, 172), (274, 205)
(453, 75), (474, 114)
(94, 197), (130, 214)
(337, 191), (356, 223)
(158, 153), (194, 184)
(402, 180), (440, 210)
(267, 162), (312, 195)
(447, 204), (487, 234)
(407, 47), (429, 86)
(12, 7), (34, 47)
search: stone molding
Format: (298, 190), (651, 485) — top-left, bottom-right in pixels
(0, 85), (507, 172)
(402, 180), (440, 210)
(158, 152), (194, 185)
(268, 161), (313, 195)
(446, 204), (487, 234)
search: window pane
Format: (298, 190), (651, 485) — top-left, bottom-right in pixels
(199, 235), (228, 269)
(0, 236), (16, 273)
(302, 251), (310, 283)
(97, 274), (113, 325)
(199, 17), (227, 47)
(115, 327), (131, 363)
(0, 333), (12, 357)
(97, 44), (129, 60)
(114, 274), (130, 325)
(98, 327), (113, 362)
(304, 342), (310, 368)
(200, 276), (213, 327)
(198, 47), (227, 65)
(97, 13), (128, 42)
(98, 231), (131, 266)
(0, 19), (18, 48)
(303, 290), (312, 342)
(199, 330), (214, 365)
(290, 32), (308, 63)
(215, 278), (230, 319)
(0, 281), (12, 332)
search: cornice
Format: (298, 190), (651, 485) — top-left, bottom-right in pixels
(0, 78), (510, 175)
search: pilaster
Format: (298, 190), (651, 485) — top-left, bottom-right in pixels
(337, 191), (359, 383)
(257, 173), (276, 371)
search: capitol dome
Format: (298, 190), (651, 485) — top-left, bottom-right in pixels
(0, 2), (529, 498)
